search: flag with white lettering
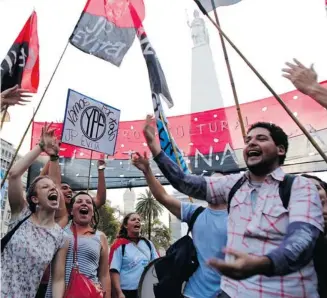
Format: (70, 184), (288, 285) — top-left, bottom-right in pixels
(70, 0), (145, 67)
(196, 0), (242, 12)
(1, 11), (39, 93)
(130, 5), (188, 172)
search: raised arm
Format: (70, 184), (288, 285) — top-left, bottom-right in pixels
(143, 115), (207, 200)
(8, 146), (41, 215)
(48, 158), (69, 228)
(132, 152), (181, 219)
(94, 159), (107, 209)
(8, 124), (59, 216)
(282, 58), (327, 109)
(40, 160), (50, 176)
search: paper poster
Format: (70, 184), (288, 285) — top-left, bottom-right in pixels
(62, 89), (120, 155)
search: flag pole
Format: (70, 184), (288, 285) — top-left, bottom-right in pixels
(159, 111), (194, 203)
(193, 0), (327, 163)
(0, 107), (8, 130)
(87, 150), (93, 193)
(210, 0), (246, 140)
(1, 41), (70, 188)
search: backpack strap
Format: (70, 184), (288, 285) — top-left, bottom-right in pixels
(122, 238), (152, 257)
(278, 174), (296, 209)
(1, 213), (31, 253)
(187, 206), (205, 235)
(227, 175), (247, 213)
(142, 238), (152, 254)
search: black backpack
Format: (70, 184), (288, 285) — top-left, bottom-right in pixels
(227, 174), (296, 213)
(153, 206), (205, 298)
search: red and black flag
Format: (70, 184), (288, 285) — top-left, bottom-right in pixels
(195, 0), (242, 12)
(70, 0), (145, 67)
(1, 11), (39, 93)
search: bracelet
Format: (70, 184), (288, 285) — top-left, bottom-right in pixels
(38, 141), (45, 152)
(98, 165), (106, 171)
(50, 155), (59, 161)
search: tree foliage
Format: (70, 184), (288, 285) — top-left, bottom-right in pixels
(97, 203), (120, 244)
(136, 189), (164, 240)
(141, 218), (171, 250)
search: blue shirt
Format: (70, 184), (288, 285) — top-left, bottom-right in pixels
(110, 239), (158, 290)
(182, 202), (228, 298)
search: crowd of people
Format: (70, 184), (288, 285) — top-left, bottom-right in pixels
(0, 59), (326, 298)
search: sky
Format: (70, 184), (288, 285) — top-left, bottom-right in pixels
(1, 0), (327, 220)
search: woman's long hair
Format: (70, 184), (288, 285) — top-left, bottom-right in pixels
(26, 176), (52, 213)
(69, 191), (100, 232)
(117, 212), (138, 238)
(301, 174), (327, 195)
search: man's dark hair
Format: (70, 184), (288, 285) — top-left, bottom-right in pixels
(247, 122), (288, 165)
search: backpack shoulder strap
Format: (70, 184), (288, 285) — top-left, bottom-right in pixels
(279, 174), (296, 209)
(227, 175), (247, 213)
(187, 206), (205, 235)
(122, 244), (126, 257)
(143, 238), (153, 256)
(1, 213), (31, 253)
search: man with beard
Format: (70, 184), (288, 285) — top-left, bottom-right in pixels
(143, 116), (324, 298)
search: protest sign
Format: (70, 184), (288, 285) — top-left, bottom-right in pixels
(62, 89), (120, 155)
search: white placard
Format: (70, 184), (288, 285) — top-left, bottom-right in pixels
(62, 89), (120, 155)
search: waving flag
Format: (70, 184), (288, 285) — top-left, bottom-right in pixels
(70, 0), (145, 67)
(196, 0), (242, 12)
(129, 5), (189, 173)
(1, 11), (39, 93)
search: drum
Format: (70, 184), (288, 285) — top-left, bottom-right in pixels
(137, 257), (162, 298)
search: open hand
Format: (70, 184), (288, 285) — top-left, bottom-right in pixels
(207, 248), (271, 280)
(143, 115), (156, 145)
(282, 59), (318, 95)
(132, 152), (150, 172)
(1, 85), (32, 108)
(40, 123), (59, 156)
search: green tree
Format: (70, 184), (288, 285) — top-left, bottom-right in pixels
(141, 219), (171, 250)
(136, 189), (163, 240)
(97, 203), (120, 244)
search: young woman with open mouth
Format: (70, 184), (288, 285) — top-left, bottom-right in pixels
(1, 124), (69, 298)
(109, 212), (159, 298)
(46, 191), (111, 298)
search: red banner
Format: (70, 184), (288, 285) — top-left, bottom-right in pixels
(31, 82), (327, 160)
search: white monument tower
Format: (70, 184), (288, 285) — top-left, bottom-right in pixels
(123, 188), (136, 215)
(169, 11), (224, 240)
(188, 9), (224, 113)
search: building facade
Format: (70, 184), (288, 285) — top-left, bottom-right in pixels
(1, 138), (27, 237)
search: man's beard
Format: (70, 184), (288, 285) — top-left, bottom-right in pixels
(246, 156), (278, 176)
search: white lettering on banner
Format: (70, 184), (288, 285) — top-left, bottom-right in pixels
(195, 146), (213, 168)
(19, 48), (27, 67)
(62, 89), (120, 155)
(71, 17), (127, 59)
(193, 143), (239, 168)
(2, 50), (17, 75)
(220, 143), (239, 166)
